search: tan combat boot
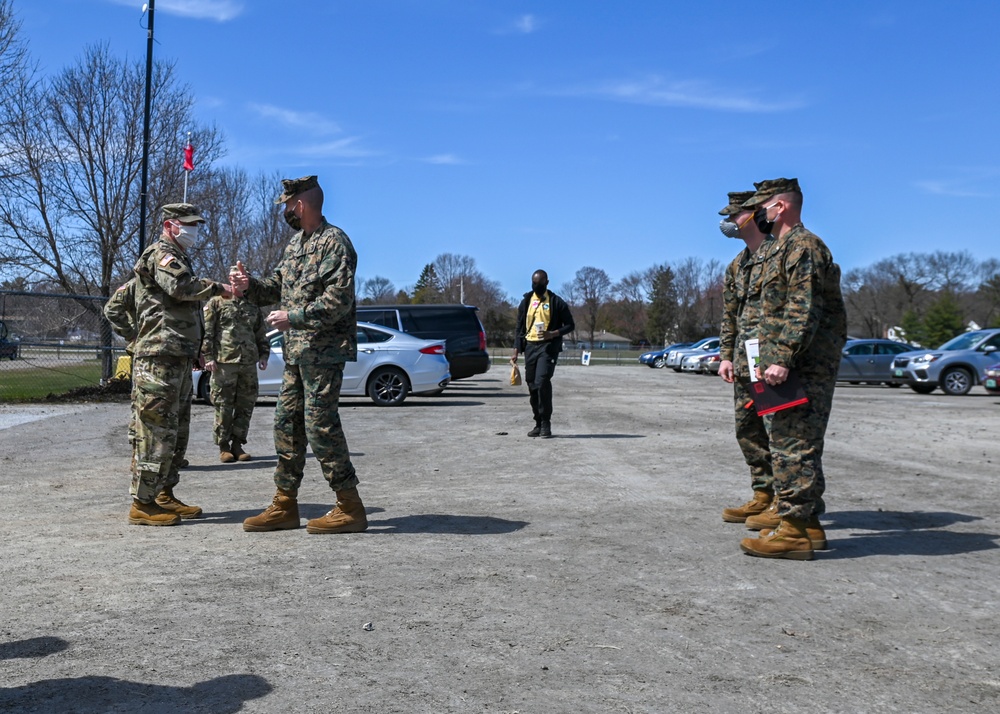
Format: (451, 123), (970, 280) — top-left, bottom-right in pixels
(759, 517), (828, 550)
(306, 487), (368, 534)
(722, 490), (772, 523)
(243, 489), (300, 532)
(230, 442), (251, 462)
(155, 488), (203, 519)
(219, 441), (235, 463)
(745, 497), (780, 531)
(740, 518), (814, 560)
(129, 499), (181, 526)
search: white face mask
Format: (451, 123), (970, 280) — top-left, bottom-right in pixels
(172, 223), (199, 250)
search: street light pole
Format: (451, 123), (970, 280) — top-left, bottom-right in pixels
(137, 0), (156, 254)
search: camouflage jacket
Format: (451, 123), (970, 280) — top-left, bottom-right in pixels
(132, 237), (227, 358)
(244, 219), (357, 365)
(202, 295), (269, 364)
(756, 224), (847, 373)
(104, 278), (140, 346)
(719, 238), (774, 379)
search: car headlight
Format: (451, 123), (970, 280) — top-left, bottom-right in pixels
(911, 353), (941, 364)
(987, 368), (1000, 378)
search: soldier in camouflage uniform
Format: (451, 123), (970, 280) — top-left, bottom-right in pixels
(202, 294), (270, 462)
(716, 191), (777, 523)
(232, 176), (368, 535)
(129, 203), (237, 526)
(736, 178), (847, 560)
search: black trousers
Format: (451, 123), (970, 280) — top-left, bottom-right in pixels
(524, 341), (559, 422)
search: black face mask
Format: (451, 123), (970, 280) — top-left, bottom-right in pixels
(531, 282), (547, 297)
(283, 209), (302, 230)
(753, 208), (774, 235)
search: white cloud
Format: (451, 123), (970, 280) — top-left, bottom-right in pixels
(420, 154), (465, 165)
(914, 180), (990, 198)
(247, 103), (341, 135)
(108, 0), (244, 22)
(298, 137), (379, 160)
(495, 13), (541, 35)
(550, 75), (805, 113)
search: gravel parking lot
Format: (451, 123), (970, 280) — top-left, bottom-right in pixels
(1, 366), (998, 713)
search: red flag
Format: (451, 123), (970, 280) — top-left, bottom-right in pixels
(183, 143), (194, 172)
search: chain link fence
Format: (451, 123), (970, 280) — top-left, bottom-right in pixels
(0, 290), (129, 402)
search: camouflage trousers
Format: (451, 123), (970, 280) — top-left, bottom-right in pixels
(210, 362), (259, 446)
(272, 362), (358, 493)
(131, 356), (192, 502)
(769, 365), (838, 520)
(732, 378), (773, 492)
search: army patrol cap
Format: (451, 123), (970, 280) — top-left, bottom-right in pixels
(161, 203), (205, 224)
(742, 177), (801, 208)
(719, 191), (756, 216)
(275, 175), (319, 204)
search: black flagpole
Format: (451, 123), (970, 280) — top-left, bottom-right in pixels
(138, 0), (155, 254)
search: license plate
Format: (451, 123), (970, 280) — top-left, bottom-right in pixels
(894, 369), (904, 377)
(987, 378), (998, 389)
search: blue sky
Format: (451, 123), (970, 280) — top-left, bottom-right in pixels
(16, 0), (1000, 299)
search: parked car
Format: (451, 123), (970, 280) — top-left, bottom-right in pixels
(837, 338), (917, 386)
(194, 322), (451, 407)
(0, 320), (19, 360)
(638, 342), (692, 368)
(681, 349), (721, 375)
(889, 328), (1000, 395)
(666, 337), (720, 371)
(984, 363), (1000, 396)
(356, 304), (489, 380)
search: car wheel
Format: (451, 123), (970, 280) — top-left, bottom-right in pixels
(909, 384), (936, 395)
(940, 367), (973, 396)
(653, 357), (666, 369)
(197, 371), (213, 404)
(367, 367), (409, 406)
(886, 382), (901, 388)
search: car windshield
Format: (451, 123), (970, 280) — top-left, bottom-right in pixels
(936, 331), (988, 351)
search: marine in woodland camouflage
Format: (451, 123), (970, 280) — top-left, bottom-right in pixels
(243, 220), (357, 365)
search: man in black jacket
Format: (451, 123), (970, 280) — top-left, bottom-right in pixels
(510, 269), (575, 438)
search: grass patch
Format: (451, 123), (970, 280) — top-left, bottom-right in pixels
(0, 362), (107, 401)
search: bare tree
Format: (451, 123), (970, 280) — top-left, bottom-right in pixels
(359, 276), (396, 304)
(608, 270), (648, 343)
(566, 266), (612, 346)
(0, 44), (218, 297)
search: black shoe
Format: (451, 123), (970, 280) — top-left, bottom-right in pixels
(540, 421), (552, 438)
(527, 423), (541, 438)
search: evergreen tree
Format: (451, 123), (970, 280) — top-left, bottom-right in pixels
(412, 264), (442, 304)
(921, 291), (965, 348)
(899, 309), (926, 347)
(646, 265), (679, 346)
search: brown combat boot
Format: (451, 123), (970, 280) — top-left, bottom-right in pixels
(155, 488), (203, 519)
(722, 490), (772, 523)
(745, 498), (780, 531)
(219, 441), (235, 463)
(740, 518), (814, 560)
(230, 442), (251, 462)
(306, 487), (368, 534)
(243, 489), (300, 532)
(129, 499), (181, 526)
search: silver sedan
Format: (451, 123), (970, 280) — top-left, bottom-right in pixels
(194, 322), (451, 406)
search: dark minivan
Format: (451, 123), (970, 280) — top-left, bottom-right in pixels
(356, 304), (489, 380)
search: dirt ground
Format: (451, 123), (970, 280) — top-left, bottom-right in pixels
(1, 364), (998, 713)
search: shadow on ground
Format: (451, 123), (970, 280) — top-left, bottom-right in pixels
(820, 510), (999, 559)
(0, 637), (271, 713)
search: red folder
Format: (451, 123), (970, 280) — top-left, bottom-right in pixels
(748, 371), (809, 416)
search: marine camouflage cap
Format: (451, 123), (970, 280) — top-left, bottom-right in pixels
(719, 191), (756, 216)
(742, 177), (801, 208)
(161, 203), (205, 223)
(274, 175), (319, 204)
